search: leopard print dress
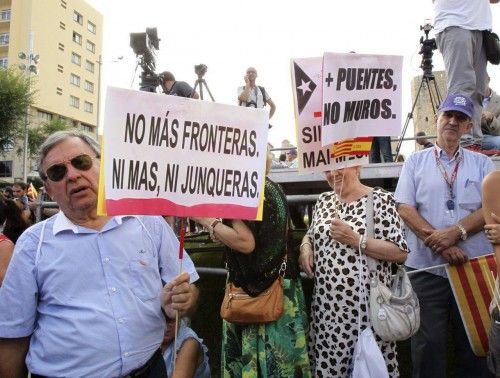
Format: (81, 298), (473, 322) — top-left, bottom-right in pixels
(306, 187), (409, 377)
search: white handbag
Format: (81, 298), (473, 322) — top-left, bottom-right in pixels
(366, 190), (420, 342)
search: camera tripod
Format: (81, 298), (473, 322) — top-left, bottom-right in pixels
(193, 72), (215, 101)
(394, 26), (443, 160)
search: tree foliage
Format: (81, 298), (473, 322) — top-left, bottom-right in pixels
(27, 118), (70, 158)
(0, 68), (34, 154)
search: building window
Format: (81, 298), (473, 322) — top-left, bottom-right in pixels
(0, 57), (7, 68)
(70, 73), (80, 86)
(87, 21), (96, 34)
(61, 0), (67, 9)
(85, 60), (94, 73)
(0, 161), (12, 177)
(81, 123), (93, 132)
(71, 52), (81, 66)
(86, 40), (95, 53)
(70, 95), (80, 108)
(1, 9), (11, 21)
(57, 64), (64, 73)
(84, 101), (93, 113)
(56, 87), (63, 95)
(73, 11), (83, 25)
(38, 110), (53, 121)
(84, 80), (94, 93)
(58, 43), (65, 51)
(60, 21), (66, 30)
(0, 33), (9, 45)
(72, 31), (82, 45)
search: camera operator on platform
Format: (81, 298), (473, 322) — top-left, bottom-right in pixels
(237, 67), (276, 120)
(160, 71), (199, 99)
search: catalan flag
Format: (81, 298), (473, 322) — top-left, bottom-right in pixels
(331, 137), (373, 158)
(27, 183), (38, 200)
(446, 254), (497, 356)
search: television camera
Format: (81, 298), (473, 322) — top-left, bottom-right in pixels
(129, 27), (161, 92)
(419, 22), (438, 78)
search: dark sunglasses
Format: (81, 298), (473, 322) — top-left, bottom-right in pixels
(42, 154), (98, 182)
(442, 111), (469, 122)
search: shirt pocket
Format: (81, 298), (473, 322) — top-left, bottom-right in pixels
(129, 256), (162, 301)
(458, 178), (482, 213)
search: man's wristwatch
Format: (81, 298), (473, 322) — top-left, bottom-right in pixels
(456, 222), (467, 241)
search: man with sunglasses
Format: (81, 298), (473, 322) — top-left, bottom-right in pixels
(0, 131), (200, 378)
(395, 94), (495, 377)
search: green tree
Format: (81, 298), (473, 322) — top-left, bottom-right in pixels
(27, 118), (70, 158)
(0, 68), (34, 153)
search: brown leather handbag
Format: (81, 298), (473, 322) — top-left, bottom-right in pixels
(220, 257), (286, 325)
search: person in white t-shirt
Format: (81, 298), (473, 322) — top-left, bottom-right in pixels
(237, 67), (276, 121)
(433, 0), (499, 147)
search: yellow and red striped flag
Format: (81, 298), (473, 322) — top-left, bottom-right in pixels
(27, 183), (38, 200)
(446, 254), (497, 357)
(331, 137), (373, 158)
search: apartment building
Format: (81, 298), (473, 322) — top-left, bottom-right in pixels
(0, 0), (102, 181)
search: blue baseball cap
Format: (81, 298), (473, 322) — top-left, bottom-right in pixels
(438, 94), (474, 119)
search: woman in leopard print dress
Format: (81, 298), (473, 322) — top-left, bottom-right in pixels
(299, 166), (409, 377)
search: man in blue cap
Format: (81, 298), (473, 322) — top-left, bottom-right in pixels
(395, 93), (495, 377)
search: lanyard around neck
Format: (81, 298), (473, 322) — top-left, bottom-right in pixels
(433, 147), (461, 199)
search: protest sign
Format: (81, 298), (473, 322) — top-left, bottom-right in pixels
(322, 53), (403, 145)
(291, 57), (369, 172)
(100, 87), (268, 220)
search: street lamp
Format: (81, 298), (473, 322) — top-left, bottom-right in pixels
(18, 32), (39, 182)
(96, 55), (123, 137)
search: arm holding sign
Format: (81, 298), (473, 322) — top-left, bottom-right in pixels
(191, 217), (255, 254)
(161, 272), (199, 319)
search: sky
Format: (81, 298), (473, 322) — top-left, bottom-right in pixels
(87, 0), (500, 156)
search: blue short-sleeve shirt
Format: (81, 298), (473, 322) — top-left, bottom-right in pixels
(395, 146), (494, 277)
(0, 213), (199, 377)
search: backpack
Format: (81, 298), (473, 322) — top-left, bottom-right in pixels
(239, 86), (267, 107)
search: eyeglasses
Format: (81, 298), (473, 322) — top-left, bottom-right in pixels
(442, 111), (470, 123)
(42, 154), (98, 182)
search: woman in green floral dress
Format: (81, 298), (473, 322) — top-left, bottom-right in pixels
(193, 155), (311, 377)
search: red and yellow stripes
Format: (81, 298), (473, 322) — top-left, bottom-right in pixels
(446, 254), (497, 356)
(331, 137), (373, 158)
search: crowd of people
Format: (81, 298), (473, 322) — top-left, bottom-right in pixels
(0, 90), (499, 377)
(1, 0), (500, 375)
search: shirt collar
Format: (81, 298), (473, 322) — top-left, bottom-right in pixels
(52, 211), (136, 235)
(434, 143), (462, 160)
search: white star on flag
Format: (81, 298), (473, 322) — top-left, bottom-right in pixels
(297, 80), (312, 95)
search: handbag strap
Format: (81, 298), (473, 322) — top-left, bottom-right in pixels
(365, 189), (378, 273)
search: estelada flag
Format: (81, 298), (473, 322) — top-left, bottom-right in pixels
(331, 137), (373, 158)
(27, 183), (38, 199)
(446, 254), (497, 357)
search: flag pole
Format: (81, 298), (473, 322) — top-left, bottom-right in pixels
(172, 217), (185, 374)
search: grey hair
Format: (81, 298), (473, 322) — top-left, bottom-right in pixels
(37, 130), (100, 181)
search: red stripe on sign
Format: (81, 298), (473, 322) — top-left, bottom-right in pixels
(105, 198), (259, 220)
(354, 137), (374, 142)
(470, 258), (493, 311)
(456, 265), (489, 352)
(314, 112), (322, 118)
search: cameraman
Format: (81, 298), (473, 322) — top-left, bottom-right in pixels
(237, 67), (276, 120)
(160, 71), (199, 99)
